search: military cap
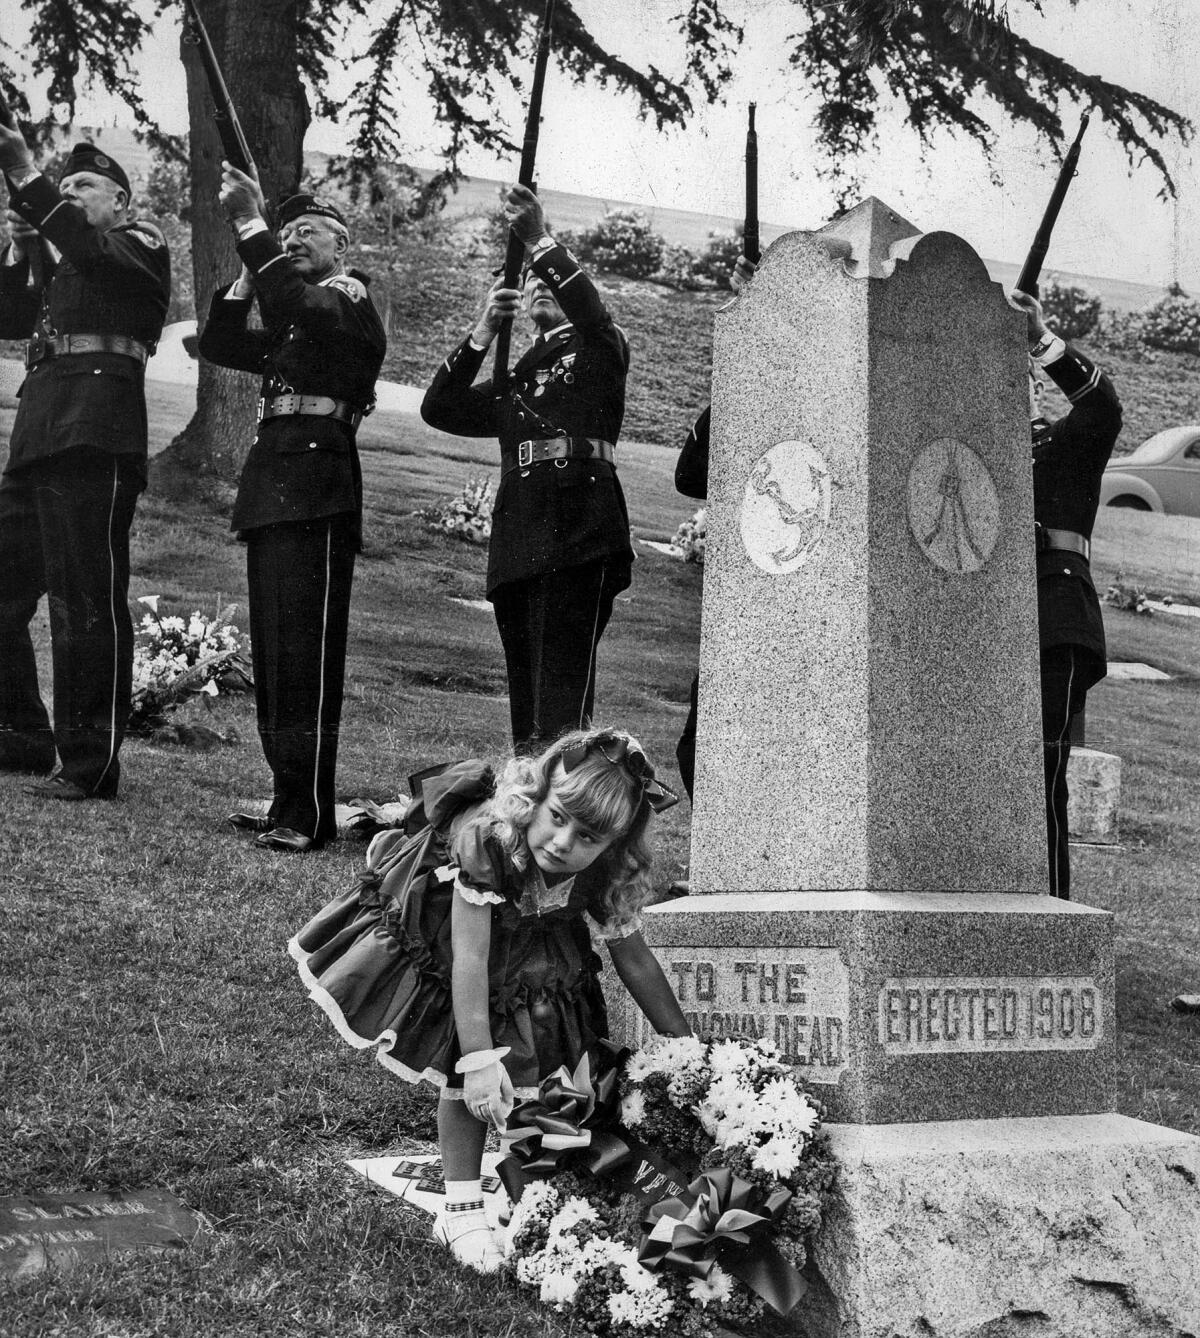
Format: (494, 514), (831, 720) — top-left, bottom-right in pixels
(277, 193), (348, 230)
(59, 143), (131, 198)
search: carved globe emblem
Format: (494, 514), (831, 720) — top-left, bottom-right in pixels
(906, 438), (1000, 574)
(739, 441), (833, 575)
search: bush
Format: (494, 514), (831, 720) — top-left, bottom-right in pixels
(1141, 292), (1200, 355)
(692, 229), (743, 290)
(654, 240), (705, 291)
(1091, 307), (1153, 357)
(1039, 276), (1102, 341)
(573, 208), (664, 279)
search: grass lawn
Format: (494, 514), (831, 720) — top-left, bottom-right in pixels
(2, 373), (1199, 1336)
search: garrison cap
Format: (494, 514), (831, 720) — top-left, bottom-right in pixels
(277, 193), (348, 229)
(59, 143), (131, 197)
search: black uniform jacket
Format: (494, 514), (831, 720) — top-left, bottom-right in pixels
(676, 406), (710, 501)
(1032, 342), (1123, 674)
(198, 230), (386, 538)
(420, 242), (634, 596)
(0, 173), (171, 479)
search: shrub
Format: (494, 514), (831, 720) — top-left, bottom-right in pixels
(654, 240), (705, 291)
(1141, 292), (1200, 355)
(573, 208), (664, 279)
(1091, 308), (1153, 357)
(1039, 276), (1102, 341)
(692, 229), (744, 290)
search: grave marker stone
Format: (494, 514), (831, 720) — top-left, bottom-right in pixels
(605, 198), (1200, 1336)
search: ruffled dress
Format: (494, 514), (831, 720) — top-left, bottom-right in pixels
(288, 760), (640, 1099)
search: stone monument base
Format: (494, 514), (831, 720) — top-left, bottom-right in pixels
(798, 1113), (1200, 1338)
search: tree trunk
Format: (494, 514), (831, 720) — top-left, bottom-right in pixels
(153, 0), (309, 486)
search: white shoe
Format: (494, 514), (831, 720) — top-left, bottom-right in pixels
(432, 1211), (504, 1274)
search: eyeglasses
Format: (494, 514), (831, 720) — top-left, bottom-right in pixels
(278, 222), (344, 244)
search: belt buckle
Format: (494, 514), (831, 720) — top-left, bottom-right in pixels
(256, 398), (266, 423)
(517, 441), (533, 468)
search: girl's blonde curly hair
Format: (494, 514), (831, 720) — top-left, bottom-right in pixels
(461, 727), (657, 930)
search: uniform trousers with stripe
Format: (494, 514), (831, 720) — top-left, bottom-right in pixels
(245, 514), (356, 845)
(0, 447), (141, 795)
(1040, 644), (1090, 900)
(491, 559), (625, 754)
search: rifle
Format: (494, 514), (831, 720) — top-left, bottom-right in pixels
(743, 102), (760, 265)
(1016, 112), (1089, 299)
(180, 0), (256, 177)
(0, 90), (47, 289)
(492, 0), (557, 391)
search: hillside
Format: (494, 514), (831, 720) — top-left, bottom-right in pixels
(373, 227), (1200, 454)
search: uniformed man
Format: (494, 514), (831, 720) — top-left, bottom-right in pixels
(421, 184), (634, 752)
(199, 166), (386, 853)
(0, 135), (170, 800)
(1012, 289), (1123, 898)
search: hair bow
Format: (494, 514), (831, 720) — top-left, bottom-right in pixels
(560, 730), (679, 813)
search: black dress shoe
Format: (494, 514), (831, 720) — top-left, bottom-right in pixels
(227, 811), (274, 834)
(253, 827), (320, 853)
(24, 775), (91, 802)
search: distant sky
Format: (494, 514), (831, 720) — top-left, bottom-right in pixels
(3, 0), (1197, 290)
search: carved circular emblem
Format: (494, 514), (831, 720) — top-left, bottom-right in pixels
(906, 438), (1000, 574)
(94, 154), (111, 169)
(739, 441), (833, 575)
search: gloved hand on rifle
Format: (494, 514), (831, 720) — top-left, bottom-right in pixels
(502, 182), (549, 248)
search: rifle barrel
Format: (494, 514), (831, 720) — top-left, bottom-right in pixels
(1016, 112), (1089, 298)
(181, 0), (255, 175)
(493, 0), (558, 389)
(743, 102), (760, 265)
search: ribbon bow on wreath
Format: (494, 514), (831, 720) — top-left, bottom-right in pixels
(638, 1167), (807, 1315)
(498, 1043), (632, 1200)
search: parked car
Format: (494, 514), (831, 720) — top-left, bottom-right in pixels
(1100, 425), (1200, 516)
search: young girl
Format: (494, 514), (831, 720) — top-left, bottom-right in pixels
(288, 727), (691, 1273)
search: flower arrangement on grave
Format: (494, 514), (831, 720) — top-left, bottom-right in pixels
(1103, 580), (1153, 616)
(502, 1036), (836, 1336)
(129, 596), (250, 733)
(671, 508), (707, 565)
(418, 475), (495, 544)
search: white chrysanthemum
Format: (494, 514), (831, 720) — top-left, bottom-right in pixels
(161, 616), (185, 633)
(654, 1035), (705, 1072)
(515, 1249), (549, 1285)
(709, 1039), (751, 1075)
(714, 1118), (756, 1151)
(623, 1049), (657, 1083)
(705, 1073), (744, 1113)
(621, 1089), (647, 1127)
(580, 1235), (624, 1271)
(548, 1196), (598, 1234)
(687, 1263), (737, 1307)
(751, 1133), (800, 1179)
(540, 1269), (580, 1308)
(619, 1256), (660, 1294)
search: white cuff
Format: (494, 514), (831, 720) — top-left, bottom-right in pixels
(454, 1046), (511, 1074)
(528, 234), (556, 257)
(1031, 333), (1067, 366)
(235, 218), (269, 241)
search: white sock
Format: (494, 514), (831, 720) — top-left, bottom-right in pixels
(443, 1178), (484, 1207)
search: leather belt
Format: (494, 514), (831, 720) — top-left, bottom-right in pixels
(26, 333), (150, 368)
(1036, 525), (1090, 561)
(258, 394), (362, 428)
(501, 437), (616, 477)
